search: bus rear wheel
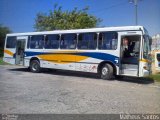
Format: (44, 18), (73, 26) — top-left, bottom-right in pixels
(30, 60), (41, 73)
(100, 63), (113, 80)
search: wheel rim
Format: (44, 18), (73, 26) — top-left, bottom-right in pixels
(32, 63), (38, 71)
(102, 67), (108, 75)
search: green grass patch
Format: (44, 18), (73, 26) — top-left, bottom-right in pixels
(146, 74), (160, 82)
(0, 57), (8, 65)
(0, 57), (4, 65)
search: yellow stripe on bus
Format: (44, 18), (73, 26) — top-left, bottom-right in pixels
(139, 59), (151, 63)
(4, 49), (14, 56)
(38, 54), (88, 64)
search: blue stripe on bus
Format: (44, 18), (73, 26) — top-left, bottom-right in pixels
(25, 51), (45, 56)
(75, 52), (119, 64)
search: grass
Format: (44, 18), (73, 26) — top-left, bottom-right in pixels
(0, 57), (8, 65)
(146, 74), (160, 82)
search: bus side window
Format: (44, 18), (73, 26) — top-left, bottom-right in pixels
(6, 36), (16, 48)
(78, 33), (97, 50)
(45, 34), (59, 49)
(98, 32), (118, 50)
(27, 36), (31, 48)
(60, 34), (76, 49)
(30, 35), (44, 49)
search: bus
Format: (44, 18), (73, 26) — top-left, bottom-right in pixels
(3, 26), (151, 80)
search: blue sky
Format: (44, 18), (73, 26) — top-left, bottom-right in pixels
(0, 0), (159, 36)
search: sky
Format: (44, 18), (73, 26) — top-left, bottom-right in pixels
(0, 0), (160, 36)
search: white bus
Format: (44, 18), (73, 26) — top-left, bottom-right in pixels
(3, 26), (151, 79)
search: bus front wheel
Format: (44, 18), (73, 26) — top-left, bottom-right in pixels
(100, 64), (113, 80)
(30, 60), (41, 73)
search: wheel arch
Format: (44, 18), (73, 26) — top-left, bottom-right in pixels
(30, 57), (40, 66)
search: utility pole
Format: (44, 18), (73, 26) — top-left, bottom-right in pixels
(129, 0), (141, 25)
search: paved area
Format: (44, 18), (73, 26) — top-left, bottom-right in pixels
(0, 65), (160, 114)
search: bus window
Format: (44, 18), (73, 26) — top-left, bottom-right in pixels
(27, 36), (31, 48)
(45, 34), (59, 49)
(30, 35), (44, 49)
(60, 34), (76, 49)
(6, 36), (16, 48)
(78, 33), (97, 49)
(98, 32), (117, 50)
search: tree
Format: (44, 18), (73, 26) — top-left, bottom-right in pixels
(34, 5), (101, 31)
(0, 24), (11, 56)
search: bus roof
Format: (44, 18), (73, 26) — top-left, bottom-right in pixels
(7, 26), (146, 36)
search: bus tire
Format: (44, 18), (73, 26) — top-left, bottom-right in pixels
(30, 60), (41, 73)
(100, 63), (113, 80)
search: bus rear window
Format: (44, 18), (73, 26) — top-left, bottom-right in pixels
(6, 36), (16, 48)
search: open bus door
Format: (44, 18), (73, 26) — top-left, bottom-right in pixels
(118, 31), (142, 77)
(15, 36), (27, 65)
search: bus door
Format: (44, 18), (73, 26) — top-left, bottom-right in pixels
(118, 31), (142, 77)
(15, 36), (27, 65)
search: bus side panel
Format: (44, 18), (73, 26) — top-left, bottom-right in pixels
(75, 57), (99, 73)
(23, 58), (30, 67)
(24, 50), (119, 74)
(75, 50), (119, 73)
(25, 49), (76, 71)
(3, 36), (16, 65)
(139, 61), (150, 77)
(3, 48), (16, 65)
(39, 59), (75, 71)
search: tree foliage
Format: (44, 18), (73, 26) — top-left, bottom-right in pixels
(34, 5), (101, 31)
(0, 24), (11, 47)
(0, 24), (11, 56)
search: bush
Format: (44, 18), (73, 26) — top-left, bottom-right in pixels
(0, 48), (3, 57)
(146, 74), (160, 82)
